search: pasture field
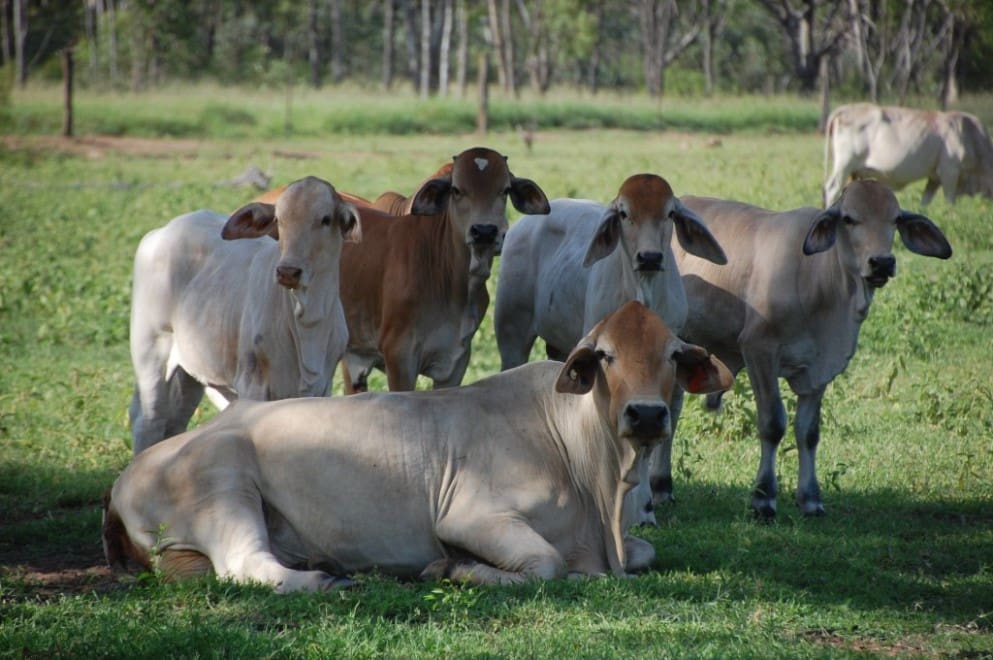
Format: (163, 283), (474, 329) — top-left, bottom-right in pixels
(1, 88), (992, 657)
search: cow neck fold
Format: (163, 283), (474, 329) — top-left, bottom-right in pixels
(422, 211), (472, 306)
(547, 381), (638, 576)
(280, 262), (341, 395)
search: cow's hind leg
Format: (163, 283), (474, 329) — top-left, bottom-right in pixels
(793, 386), (827, 516)
(432, 516), (567, 584)
(164, 367), (205, 438)
(130, 331), (177, 455)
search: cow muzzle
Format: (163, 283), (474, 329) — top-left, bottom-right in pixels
(275, 265), (303, 289)
(469, 223), (500, 246)
(635, 251), (664, 272)
(620, 401), (669, 444)
(866, 255), (896, 288)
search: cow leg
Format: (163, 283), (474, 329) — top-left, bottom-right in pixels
(921, 177), (941, 206)
(432, 516), (567, 584)
(383, 343), (419, 392)
(744, 354), (786, 519)
(794, 386), (827, 516)
(130, 332), (177, 455)
(164, 367), (205, 438)
(624, 535), (656, 573)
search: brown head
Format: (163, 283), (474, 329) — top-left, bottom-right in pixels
(222, 176), (361, 291)
(803, 179), (952, 289)
(555, 301), (733, 447)
(409, 147), (551, 276)
(583, 173), (726, 273)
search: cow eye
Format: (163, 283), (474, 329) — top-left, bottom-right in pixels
(618, 210), (628, 220)
(321, 215), (332, 226)
(595, 349), (613, 365)
(451, 186), (463, 200)
(842, 215), (857, 226)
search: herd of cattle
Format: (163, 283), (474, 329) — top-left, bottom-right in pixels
(104, 103), (971, 593)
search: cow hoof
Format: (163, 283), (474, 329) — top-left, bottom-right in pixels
(320, 576), (356, 591)
(751, 499), (777, 522)
(800, 502), (826, 517)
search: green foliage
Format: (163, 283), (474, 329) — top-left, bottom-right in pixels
(0, 91), (991, 656)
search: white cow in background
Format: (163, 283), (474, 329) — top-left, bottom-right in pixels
(676, 180), (952, 518)
(824, 103), (993, 206)
(128, 176), (360, 455)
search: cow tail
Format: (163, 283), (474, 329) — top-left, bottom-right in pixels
(102, 487), (151, 572)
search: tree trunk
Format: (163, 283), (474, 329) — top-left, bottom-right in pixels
(702, 0), (714, 95)
(403, 0), (419, 86)
(486, 0), (507, 90)
(500, 0), (516, 96)
(939, 11), (962, 110)
(588, 2), (604, 95)
(477, 51), (489, 134)
(419, 0), (431, 98)
(818, 53), (830, 133)
(13, 0), (26, 86)
(62, 49), (73, 138)
(382, 0), (395, 90)
(308, 0), (321, 88)
(455, 0), (467, 97)
(107, 0), (119, 87)
(84, 1), (98, 76)
(330, 0), (344, 83)
(438, 0), (453, 96)
(0, 0), (10, 66)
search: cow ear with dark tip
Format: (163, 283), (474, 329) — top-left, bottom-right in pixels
(509, 177), (551, 215)
(410, 178), (452, 215)
(897, 211), (953, 259)
(222, 202), (278, 241)
(583, 207), (623, 267)
(672, 200), (727, 265)
(802, 207), (841, 255)
(673, 342), (734, 394)
(555, 345), (601, 395)
(338, 202), (362, 243)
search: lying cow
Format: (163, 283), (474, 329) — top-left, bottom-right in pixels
(824, 103), (993, 206)
(340, 147), (549, 392)
(103, 301), (734, 591)
(129, 177), (360, 455)
(494, 173), (727, 519)
(675, 180), (952, 518)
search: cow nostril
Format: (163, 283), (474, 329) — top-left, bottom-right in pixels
(869, 255), (896, 275)
(276, 266), (303, 287)
(624, 403), (668, 436)
(636, 251), (664, 270)
(469, 224), (499, 244)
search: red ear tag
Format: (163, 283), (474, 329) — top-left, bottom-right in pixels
(688, 369), (707, 393)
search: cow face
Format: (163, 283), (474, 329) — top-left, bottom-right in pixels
(583, 174), (726, 292)
(555, 301), (732, 448)
(803, 180), (952, 288)
(223, 176), (361, 303)
(410, 147), (550, 277)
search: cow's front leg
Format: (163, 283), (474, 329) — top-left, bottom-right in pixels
(794, 386), (827, 516)
(431, 516), (567, 584)
(744, 353), (786, 520)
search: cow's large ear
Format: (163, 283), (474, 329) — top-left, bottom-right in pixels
(410, 178), (452, 215)
(672, 200), (727, 265)
(509, 177), (551, 215)
(222, 202), (278, 241)
(583, 207), (622, 267)
(897, 211), (952, 259)
(338, 202), (362, 243)
(802, 207), (840, 255)
(673, 342), (734, 394)
(555, 345), (601, 395)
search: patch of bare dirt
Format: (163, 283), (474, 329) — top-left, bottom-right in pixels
(1, 135), (322, 161)
(799, 628), (936, 657)
(0, 546), (129, 602)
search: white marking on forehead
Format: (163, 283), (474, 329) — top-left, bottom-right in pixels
(474, 157), (489, 171)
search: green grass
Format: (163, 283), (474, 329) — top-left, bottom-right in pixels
(1, 88), (992, 657)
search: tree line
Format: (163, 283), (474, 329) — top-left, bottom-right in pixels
(4, 1), (993, 107)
